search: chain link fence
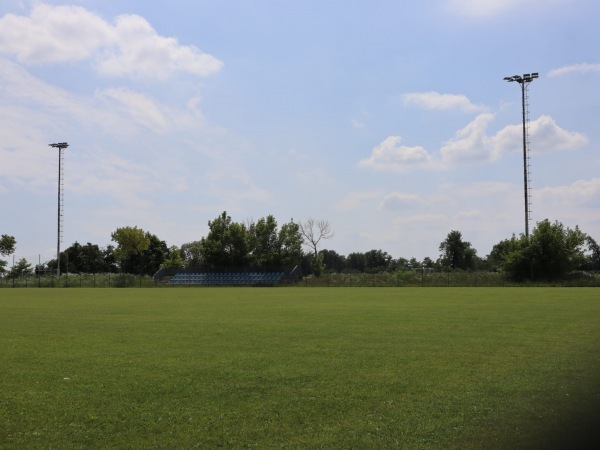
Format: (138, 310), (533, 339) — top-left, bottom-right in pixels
(1, 270), (599, 288)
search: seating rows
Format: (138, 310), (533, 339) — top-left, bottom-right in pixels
(169, 271), (285, 286)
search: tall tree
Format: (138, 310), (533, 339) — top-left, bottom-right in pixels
(319, 249), (346, 273)
(111, 226), (150, 274)
(180, 241), (204, 267)
(439, 230), (477, 270)
(300, 219), (334, 275)
(583, 236), (600, 271)
(0, 234), (16, 275)
(527, 219), (587, 280)
(365, 249), (393, 273)
(422, 257), (435, 269)
(494, 220), (589, 281)
(299, 219), (334, 258)
(346, 252), (366, 272)
(103, 245), (119, 273)
(161, 246), (184, 269)
(277, 220), (303, 267)
(0, 234), (16, 256)
(141, 233), (169, 275)
(201, 212), (251, 270)
(249, 215), (279, 267)
(7, 258), (33, 279)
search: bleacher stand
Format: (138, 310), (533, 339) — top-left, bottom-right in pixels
(153, 267), (301, 287)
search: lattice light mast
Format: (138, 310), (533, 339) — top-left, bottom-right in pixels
(49, 142), (69, 277)
(504, 73), (538, 237)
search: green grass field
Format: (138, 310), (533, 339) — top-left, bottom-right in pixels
(1, 288), (599, 449)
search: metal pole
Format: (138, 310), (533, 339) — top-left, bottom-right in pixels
(504, 74), (537, 238)
(49, 143), (68, 277)
(521, 82), (529, 238)
(57, 146), (62, 277)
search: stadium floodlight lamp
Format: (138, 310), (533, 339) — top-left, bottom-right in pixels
(49, 142), (69, 277)
(503, 72), (539, 237)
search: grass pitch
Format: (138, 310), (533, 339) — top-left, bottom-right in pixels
(1, 288), (599, 449)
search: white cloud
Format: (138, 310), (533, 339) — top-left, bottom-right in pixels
(0, 56), (256, 220)
(0, 4), (223, 80)
(526, 115), (589, 153)
(402, 91), (487, 113)
(0, 4), (111, 64)
(360, 114), (587, 172)
(534, 178), (600, 230)
(489, 115), (588, 158)
(97, 88), (168, 131)
(536, 178), (600, 205)
(440, 113), (496, 163)
(440, 114), (587, 165)
(72, 153), (163, 209)
(358, 136), (432, 172)
(548, 63), (600, 77)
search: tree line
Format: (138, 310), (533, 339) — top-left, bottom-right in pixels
(2, 214), (599, 282)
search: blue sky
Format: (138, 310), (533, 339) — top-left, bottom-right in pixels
(1, 0), (599, 266)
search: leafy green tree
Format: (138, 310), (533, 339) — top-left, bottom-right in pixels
(141, 233), (169, 275)
(346, 252), (366, 272)
(161, 246), (184, 269)
(277, 220), (303, 267)
(495, 220), (589, 281)
(7, 258), (33, 279)
(201, 212), (251, 270)
(439, 230), (477, 270)
(0, 234), (16, 275)
(527, 219), (587, 280)
(103, 245), (119, 273)
(111, 226), (150, 274)
(319, 249), (346, 273)
(395, 257), (410, 271)
(582, 236), (600, 271)
(249, 215), (279, 267)
(488, 235), (522, 273)
(200, 213), (302, 271)
(408, 257), (421, 270)
(365, 249), (393, 273)
(180, 241), (203, 267)
(61, 242), (107, 273)
(422, 257), (435, 269)
(0, 234), (16, 256)
(80, 243), (108, 273)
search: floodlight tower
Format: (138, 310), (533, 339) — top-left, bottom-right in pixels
(49, 142), (69, 277)
(504, 73), (538, 238)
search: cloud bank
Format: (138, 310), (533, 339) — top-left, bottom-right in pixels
(402, 91), (487, 113)
(0, 4), (223, 80)
(360, 114), (587, 173)
(548, 63), (600, 77)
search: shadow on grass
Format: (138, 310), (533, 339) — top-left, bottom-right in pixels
(532, 397), (600, 450)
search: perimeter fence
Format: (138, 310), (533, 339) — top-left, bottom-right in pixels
(1, 270), (598, 288)
(296, 270), (600, 288)
(0, 273), (156, 288)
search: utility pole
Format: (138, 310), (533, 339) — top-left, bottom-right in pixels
(49, 142), (69, 277)
(504, 73), (538, 238)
